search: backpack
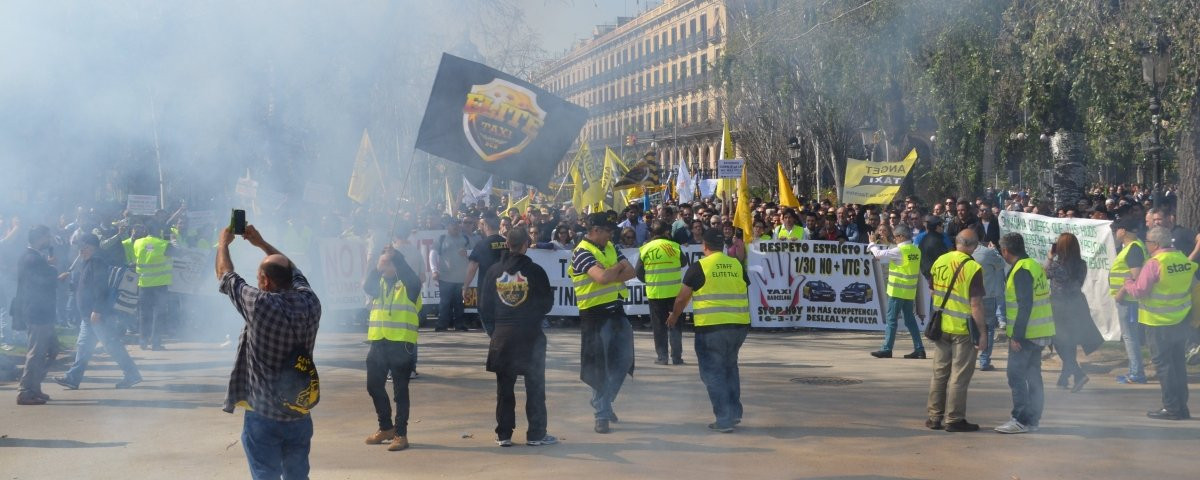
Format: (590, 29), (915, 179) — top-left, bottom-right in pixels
(107, 265), (139, 315)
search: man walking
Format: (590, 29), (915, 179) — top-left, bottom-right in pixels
(667, 229), (750, 432)
(1110, 217), (1148, 384)
(216, 225), (321, 479)
(430, 217), (470, 332)
(54, 233), (142, 390)
(1121, 226), (1193, 420)
(14, 225), (58, 405)
(868, 224), (924, 359)
(362, 244), (423, 450)
(995, 233), (1055, 434)
(478, 228), (557, 447)
(638, 220), (686, 365)
(569, 212), (636, 434)
(926, 230), (989, 432)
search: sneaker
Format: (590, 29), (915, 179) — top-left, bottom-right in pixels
(496, 438), (513, 447)
(944, 420), (980, 432)
(0, 343), (13, 351)
(54, 376), (79, 390)
(526, 435), (558, 446)
(594, 419), (611, 434)
(979, 364), (996, 371)
(16, 395), (46, 405)
(115, 377), (142, 389)
(672, 359), (685, 365)
(903, 350), (927, 359)
(1187, 345), (1200, 365)
(409, 370), (419, 380)
(707, 422), (734, 433)
(1071, 375), (1089, 393)
(365, 429), (396, 445)
(387, 436), (410, 451)
(925, 418), (944, 430)
(994, 418), (1029, 434)
(1117, 374), (1148, 384)
(654, 358), (668, 365)
(869, 350), (892, 358)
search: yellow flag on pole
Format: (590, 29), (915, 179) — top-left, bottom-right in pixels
(347, 129), (378, 203)
(777, 162), (800, 208)
(507, 193), (531, 216)
(733, 166), (753, 244)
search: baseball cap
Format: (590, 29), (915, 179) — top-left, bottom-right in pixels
(586, 212), (618, 230)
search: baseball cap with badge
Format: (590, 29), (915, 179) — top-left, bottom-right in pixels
(586, 212), (618, 231)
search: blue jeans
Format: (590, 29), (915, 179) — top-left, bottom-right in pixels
(437, 281), (465, 330)
(1119, 303), (1145, 378)
(979, 298), (999, 367)
(1006, 339), (1045, 427)
(695, 326), (748, 427)
(589, 315), (634, 420)
(63, 319), (141, 386)
(881, 297), (922, 353)
(241, 411), (312, 480)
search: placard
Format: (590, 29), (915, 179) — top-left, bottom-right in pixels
(717, 158), (745, 179)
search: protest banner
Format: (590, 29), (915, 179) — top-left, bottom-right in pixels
(126, 195), (159, 216)
(717, 159), (745, 179)
(168, 247), (217, 296)
(747, 240), (887, 329)
(317, 238), (369, 310)
(841, 149), (918, 205)
(998, 211), (1119, 340)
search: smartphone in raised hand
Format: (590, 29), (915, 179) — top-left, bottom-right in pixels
(231, 209), (246, 235)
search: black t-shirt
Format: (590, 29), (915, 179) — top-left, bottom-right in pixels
(469, 233), (507, 284)
(1124, 242), (1145, 269)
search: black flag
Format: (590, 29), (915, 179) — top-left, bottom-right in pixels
(415, 53), (588, 190)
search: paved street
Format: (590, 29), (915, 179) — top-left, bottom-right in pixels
(2, 327), (1197, 479)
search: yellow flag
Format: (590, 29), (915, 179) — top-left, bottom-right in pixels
(347, 129), (378, 203)
(571, 166), (584, 209)
(507, 193), (531, 216)
(841, 148), (919, 205)
(777, 162), (800, 208)
(733, 166), (753, 244)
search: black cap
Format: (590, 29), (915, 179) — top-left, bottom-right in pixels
(586, 212), (618, 230)
(702, 227), (725, 246)
(925, 215), (942, 226)
(1113, 216), (1140, 232)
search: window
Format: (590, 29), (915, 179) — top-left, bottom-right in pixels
(681, 104), (688, 124)
(701, 100), (709, 120)
(661, 32), (668, 48)
(691, 58), (698, 77)
(655, 111), (661, 129)
(672, 27), (677, 42)
(654, 36), (659, 51)
(654, 70), (660, 85)
(692, 102), (699, 123)
(691, 18), (697, 35)
(672, 64), (678, 82)
(700, 14), (707, 33)
(700, 54), (708, 75)
(680, 23), (686, 39)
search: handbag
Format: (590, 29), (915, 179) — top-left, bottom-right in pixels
(925, 259), (970, 342)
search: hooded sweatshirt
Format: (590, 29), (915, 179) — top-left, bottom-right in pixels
(479, 252), (552, 375)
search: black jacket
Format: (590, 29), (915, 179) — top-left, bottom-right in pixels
(480, 252), (553, 375)
(72, 255), (114, 317)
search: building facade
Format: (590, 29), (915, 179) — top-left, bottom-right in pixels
(537, 0), (730, 180)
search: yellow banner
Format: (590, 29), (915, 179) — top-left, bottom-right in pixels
(841, 149), (918, 205)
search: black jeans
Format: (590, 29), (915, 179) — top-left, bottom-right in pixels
(437, 281), (464, 330)
(649, 298), (683, 362)
(1149, 321), (1191, 416)
(138, 285), (167, 347)
(1053, 338), (1085, 387)
(366, 340), (416, 435)
(495, 335), (547, 441)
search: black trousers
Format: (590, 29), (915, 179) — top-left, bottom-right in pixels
(366, 340), (416, 435)
(138, 285), (167, 347)
(495, 335), (547, 441)
(649, 298), (683, 362)
(1149, 321), (1191, 416)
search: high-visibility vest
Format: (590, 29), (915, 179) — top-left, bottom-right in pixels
(930, 250), (981, 335)
(133, 236), (172, 287)
(367, 278), (421, 343)
(757, 234), (773, 241)
(569, 240), (625, 311)
(886, 243), (921, 300)
(639, 238), (683, 300)
(692, 252), (750, 327)
(1138, 250), (1196, 326)
(1004, 258), (1056, 339)
(121, 238), (135, 265)
(774, 225), (805, 241)
(1109, 240), (1146, 297)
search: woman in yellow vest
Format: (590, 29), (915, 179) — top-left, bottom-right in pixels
(995, 233), (1055, 434)
(1119, 226), (1195, 421)
(868, 224), (925, 359)
(667, 229), (750, 433)
(362, 245), (423, 451)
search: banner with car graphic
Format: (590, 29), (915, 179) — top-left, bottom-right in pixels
(747, 240), (888, 329)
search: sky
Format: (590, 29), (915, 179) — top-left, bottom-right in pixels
(514, 0), (652, 54)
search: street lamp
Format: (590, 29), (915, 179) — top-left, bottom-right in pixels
(1141, 19), (1170, 208)
(858, 122), (875, 161)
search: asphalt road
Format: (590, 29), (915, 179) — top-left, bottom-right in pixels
(2, 328), (1197, 479)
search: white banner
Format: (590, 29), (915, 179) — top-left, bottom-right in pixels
(998, 211), (1119, 340)
(747, 240), (886, 329)
(317, 238), (370, 310)
(126, 195), (158, 216)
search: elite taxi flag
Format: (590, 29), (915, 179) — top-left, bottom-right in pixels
(415, 53), (589, 190)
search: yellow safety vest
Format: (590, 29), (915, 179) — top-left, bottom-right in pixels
(692, 252), (750, 327)
(1139, 250), (1195, 326)
(569, 240), (625, 311)
(930, 250), (981, 335)
(1109, 240), (1145, 297)
(134, 236), (172, 288)
(639, 238), (683, 300)
(775, 225), (805, 241)
(1004, 258), (1056, 339)
(367, 278), (421, 343)
(121, 238), (135, 265)
(886, 243), (921, 300)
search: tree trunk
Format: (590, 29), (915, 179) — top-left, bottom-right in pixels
(1050, 129), (1088, 210)
(1177, 96), (1200, 229)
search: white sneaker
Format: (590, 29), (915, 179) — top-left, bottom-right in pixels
(526, 434), (558, 446)
(994, 418), (1029, 434)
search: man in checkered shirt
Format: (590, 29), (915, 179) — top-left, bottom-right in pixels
(217, 224), (321, 480)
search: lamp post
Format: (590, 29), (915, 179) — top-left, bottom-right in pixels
(1141, 20), (1170, 209)
(858, 122), (875, 162)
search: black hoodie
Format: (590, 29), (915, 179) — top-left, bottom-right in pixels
(480, 252), (552, 375)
